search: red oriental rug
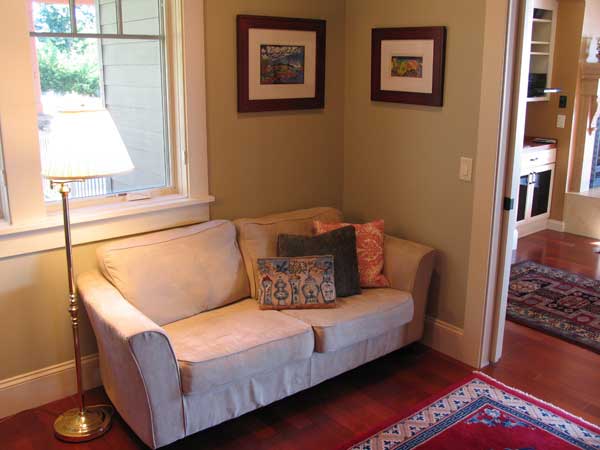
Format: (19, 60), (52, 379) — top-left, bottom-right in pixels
(508, 261), (600, 353)
(342, 373), (600, 450)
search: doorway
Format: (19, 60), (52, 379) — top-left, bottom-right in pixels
(490, 0), (600, 362)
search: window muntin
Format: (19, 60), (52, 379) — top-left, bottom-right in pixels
(29, 0), (170, 202)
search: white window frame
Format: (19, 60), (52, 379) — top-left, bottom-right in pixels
(0, 0), (212, 259)
(0, 125), (9, 222)
(34, 0), (174, 208)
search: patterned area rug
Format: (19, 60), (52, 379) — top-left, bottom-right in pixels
(508, 261), (600, 353)
(342, 373), (600, 450)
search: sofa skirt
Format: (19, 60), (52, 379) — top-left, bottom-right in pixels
(182, 324), (414, 438)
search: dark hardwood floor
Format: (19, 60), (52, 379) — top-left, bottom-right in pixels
(0, 346), (473, 450)
(513, 229), (600, 278)
(1, 230), (599, 450)
(496, 229), (600, 424)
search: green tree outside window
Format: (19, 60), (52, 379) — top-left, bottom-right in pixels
(34, 4), (100, 97)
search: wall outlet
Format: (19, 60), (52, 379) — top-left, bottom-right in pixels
(459, 157), (473, 182)
(556, 114), (566, 129)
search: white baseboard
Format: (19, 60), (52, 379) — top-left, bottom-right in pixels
(516, 218), (565, 237)
(547, 219), (566, 232)
(0, 354), (101, 420)
(516, 218), (548, 237)
(422, 315), (465, 363)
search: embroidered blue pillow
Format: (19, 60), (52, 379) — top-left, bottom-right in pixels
(256, 255), (336, 310)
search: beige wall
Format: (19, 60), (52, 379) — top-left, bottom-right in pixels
(342, 0), (486, 328)
(524, 0), (585, 221)
(0, 243), (100, 380)
(205, 0), (346, 220)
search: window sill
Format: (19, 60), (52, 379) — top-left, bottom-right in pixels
(568, 187), (600, 199)
(0, 194), (214, 259)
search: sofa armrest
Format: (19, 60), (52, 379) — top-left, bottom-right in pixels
(78, 271), (185, 449)
(383, 235), (436, 342)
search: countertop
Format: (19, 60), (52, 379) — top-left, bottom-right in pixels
(523, 136), (557, 151)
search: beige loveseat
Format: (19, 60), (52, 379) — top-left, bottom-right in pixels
(78, 207), (435, 449)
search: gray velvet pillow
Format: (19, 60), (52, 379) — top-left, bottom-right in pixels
(277, 226), (360, 297)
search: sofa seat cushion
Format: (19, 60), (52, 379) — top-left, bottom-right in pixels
(281, 288), (414, 353)
(163, 299), (314, 394)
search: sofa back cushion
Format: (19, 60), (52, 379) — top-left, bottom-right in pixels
(97, 220), (250, 325)
(234, 207), (343, 298)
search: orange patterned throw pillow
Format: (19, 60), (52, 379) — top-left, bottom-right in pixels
(314, 219), (389, 288)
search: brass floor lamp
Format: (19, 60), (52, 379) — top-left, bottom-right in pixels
(41, 109), (134, 442)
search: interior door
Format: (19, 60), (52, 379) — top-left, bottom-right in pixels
(489, 0), (534, 363)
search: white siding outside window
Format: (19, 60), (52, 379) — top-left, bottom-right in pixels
(99, 0), (169, 194)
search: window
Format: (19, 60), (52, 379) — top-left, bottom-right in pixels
(29, 0), (172, 201)
(0, 0), (211, 258)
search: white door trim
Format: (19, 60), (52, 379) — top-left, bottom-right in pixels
(461, 0), (515, 368)
(488, 0), (534, 364)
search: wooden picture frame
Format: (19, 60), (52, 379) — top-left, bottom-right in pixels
(371, 27), (446, 106)
(237, 15), (326, 113)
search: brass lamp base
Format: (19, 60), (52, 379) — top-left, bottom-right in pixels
(54, 405), (114, 442)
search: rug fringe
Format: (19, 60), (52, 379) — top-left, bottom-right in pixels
(473, 371), (600, 431)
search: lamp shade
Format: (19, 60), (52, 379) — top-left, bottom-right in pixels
(41, 110), (134, 180)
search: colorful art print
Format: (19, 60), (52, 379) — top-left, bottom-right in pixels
(260, 45), (305, 85)
(391, 55), (423, 78)
(237, 15), (326, 112)
(371, 27), (446, 106)
(256, 256), (336, 310)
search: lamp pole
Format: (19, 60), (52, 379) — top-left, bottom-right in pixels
(59, 182), (84, 413)
(52, 180), (113, 442)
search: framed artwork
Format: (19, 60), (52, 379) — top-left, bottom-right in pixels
(371, 27), (446, 106)
(237, 15), (326, 113)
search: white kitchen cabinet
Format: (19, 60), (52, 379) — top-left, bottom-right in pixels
(516, 141), (556, 236)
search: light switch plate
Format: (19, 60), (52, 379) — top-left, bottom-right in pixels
(556, 114), (566, 129)
(459, 157), (473, 182)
